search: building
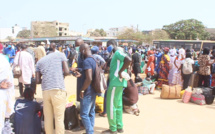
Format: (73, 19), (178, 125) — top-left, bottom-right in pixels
(106, 26), (129, 37)
(69, 31), (84, 36)
(0, 24), (22, 40)
(31, 20), (69, 38)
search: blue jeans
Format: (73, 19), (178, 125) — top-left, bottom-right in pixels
(80, 93), (96, 134)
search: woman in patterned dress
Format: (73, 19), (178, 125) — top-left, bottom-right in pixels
(157, 47), (170, 89)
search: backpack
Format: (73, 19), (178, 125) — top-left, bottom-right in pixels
(69, 48), (77, 60)
(182, 59), (193, 74)
(64, 105), (79, 130)
(91, 57), (107, 93)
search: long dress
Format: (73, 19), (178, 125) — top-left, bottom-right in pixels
(157, 54), (170, 88)
(0, 54), (15, 132)
(172, 57), (184, 87)
(145, 55), (155, 75)
(168, 55), (176, 85)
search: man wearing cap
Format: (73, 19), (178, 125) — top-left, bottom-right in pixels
(35, 42), (46, 63)
(91, 46), (106, 68)
(4, 44), (15, 64)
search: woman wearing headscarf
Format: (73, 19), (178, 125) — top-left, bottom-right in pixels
(168, 48), (177, 85)
(145, 50), (155, 76)
(157, 47), (170, 89)
(172, 48), (185, 87)
(0, 54), (15, 133)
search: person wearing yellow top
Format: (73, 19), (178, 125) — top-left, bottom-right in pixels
(35, 42), (46, 63)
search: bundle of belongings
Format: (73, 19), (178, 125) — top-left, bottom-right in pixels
(181, 87), (215, 105)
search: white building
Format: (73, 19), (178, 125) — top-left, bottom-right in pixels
(69, 31), (84, 36)
(106, 26), (129, 37)
(106, 26), (138, 37)
(0, 24), (22, 40)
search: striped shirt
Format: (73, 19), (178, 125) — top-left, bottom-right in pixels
(36, 52), (67, 91)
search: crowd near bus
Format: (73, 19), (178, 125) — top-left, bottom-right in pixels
(0, 39), (215, 134)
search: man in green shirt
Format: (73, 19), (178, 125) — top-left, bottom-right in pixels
(102, 40), (131, 134)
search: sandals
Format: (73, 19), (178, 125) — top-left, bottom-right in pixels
(99, 113), (107, 117)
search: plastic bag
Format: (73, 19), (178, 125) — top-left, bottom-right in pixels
(193, 88), (203, 94)
(182, 86), (192, 103)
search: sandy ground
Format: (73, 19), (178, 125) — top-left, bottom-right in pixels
(14, 75), (215, 134)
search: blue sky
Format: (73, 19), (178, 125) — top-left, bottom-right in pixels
(1, 0), (215, 33)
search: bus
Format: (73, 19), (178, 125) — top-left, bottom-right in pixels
(153, 40), (215, 51)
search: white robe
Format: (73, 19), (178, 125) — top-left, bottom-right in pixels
(0, 54), (15, 132)
(14, 51), (35, 84)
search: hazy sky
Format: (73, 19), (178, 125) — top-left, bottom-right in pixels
(1, 0), (215, 33)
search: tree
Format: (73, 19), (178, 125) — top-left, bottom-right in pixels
(6, 36), (14, 41)
(117, 28), (144, 43)
(162, 19), (210, 40)
(90, 29), (107, 37)
(144, 29), (170, 44)
(117, 28), (170, 45)
(17, 30), (31, 38)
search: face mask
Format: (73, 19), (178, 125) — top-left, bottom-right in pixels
(49, 47), (53, 51)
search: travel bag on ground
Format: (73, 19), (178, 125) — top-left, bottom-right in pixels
(189, 72), (199, 88)
(138, 86), (149, 95)
(201, 88), (212, 96)
(204, 94), (214, 104)
(180, 90), (185, 99)
(64, 105), (79, 130)
(190, 93), (206, 105)
(209, 87), (215, 95)
(182, 87), (192, 103)
(160, 84), (182, 99)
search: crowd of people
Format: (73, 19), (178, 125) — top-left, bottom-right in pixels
(0, 38), (215, 134)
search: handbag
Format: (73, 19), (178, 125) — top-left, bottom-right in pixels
(13, 52), (22, 78)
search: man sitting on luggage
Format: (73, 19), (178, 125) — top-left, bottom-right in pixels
(14, 87), (41, 134)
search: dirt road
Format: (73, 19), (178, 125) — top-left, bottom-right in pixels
(14, 76), (215, 134)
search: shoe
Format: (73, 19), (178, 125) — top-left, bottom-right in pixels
(117, 129), (124, 133)
(99, 113), (107, 117)
(72, 126), (85, 132)
(102, 129), (117, 134)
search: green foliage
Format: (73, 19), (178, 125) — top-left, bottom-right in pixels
(90, 29), (107, 37)
(117, 28), (170, 45)
(162, 19), (210, 40)
(17, 30), (31, 38)
(6, 36), (13, 41)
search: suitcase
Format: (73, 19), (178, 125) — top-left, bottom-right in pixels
(160, 84), (182, 99)
(201, 88), (213, 96)
(209, 87), (215, 95)
(204, 94), (214, 105)
(189, 73), (199, 88)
